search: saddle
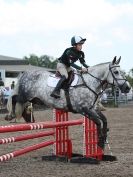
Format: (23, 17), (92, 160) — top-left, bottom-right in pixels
(47, 71), (79, 113)
(47, 70), (79, 90)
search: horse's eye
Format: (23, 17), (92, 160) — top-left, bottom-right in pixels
(114, 71), (119, 75)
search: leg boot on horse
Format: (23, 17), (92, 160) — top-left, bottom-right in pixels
(50, 75), (66, 99)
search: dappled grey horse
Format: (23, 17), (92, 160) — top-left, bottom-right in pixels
(6, 56), (130, 148)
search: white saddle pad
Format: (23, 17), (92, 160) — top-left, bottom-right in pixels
(47, 74), (79, 88)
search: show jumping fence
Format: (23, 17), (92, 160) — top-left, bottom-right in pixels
(0, 109), (105, 163)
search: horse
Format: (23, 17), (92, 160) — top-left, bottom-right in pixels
(6, 56), (131, 148)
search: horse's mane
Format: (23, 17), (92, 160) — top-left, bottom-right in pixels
(94, 62), (110, 67)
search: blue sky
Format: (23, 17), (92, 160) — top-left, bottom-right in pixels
(0, 0), (133, 73)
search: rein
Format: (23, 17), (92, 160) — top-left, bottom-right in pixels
(80, 74), (107, 109)
(71, 73), (108, 109)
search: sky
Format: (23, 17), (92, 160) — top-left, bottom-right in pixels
(0, 0), (133, 73)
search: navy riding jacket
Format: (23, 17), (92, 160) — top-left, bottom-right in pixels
(58, 47), (89, 70)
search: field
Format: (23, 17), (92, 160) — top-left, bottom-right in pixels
(0, 106), (133, 177)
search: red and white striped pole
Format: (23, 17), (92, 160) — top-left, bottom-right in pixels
(0, 119), (84, 133)
(0, 140), (54, 162)
(0, 130), (54, 144)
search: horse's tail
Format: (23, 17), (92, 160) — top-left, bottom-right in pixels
(22, 102), (35, 123)
(6, 95), (35, 123)
(6, 73), (35, 123)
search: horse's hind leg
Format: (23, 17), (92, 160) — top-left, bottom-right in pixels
(22, 102), (35, 123)
(81, 107), (105, 149)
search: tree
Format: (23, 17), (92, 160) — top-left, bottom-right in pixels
(24, 54), (40, 66)
(130, 68), (133, 77)
(23, 54), (57, 69)
(126, 68), (133, 87)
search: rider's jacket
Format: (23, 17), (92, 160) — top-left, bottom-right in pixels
(58, 47), (89, 70)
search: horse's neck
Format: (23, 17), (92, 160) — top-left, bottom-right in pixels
(80, 65), (108, 93)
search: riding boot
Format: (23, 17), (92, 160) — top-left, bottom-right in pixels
(50, 75), (66, 99)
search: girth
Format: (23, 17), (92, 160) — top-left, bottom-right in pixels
(64, 89), (77, 113)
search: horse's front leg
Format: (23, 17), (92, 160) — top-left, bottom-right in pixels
(96, 110), (108, 142)
(81, 107), (105, 149)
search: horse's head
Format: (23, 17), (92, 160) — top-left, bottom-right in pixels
(105, 56), (131, 93)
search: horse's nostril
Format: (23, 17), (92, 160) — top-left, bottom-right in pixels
(125, 86), (130, 93)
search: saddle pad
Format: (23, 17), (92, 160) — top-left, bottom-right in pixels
(47, 74), (79, 88)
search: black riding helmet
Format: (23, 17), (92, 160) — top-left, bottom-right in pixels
(71, 36), (86, 46)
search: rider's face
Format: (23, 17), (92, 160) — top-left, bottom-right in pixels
(75, 43), (83, 51)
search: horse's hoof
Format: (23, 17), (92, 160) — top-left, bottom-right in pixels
(5, 115), (16, 121)
(5, 115), (9, 120)
(98, 137), (105, 149)
(5, 115), (13, 121)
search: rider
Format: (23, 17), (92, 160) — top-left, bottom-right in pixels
(50, 36), (89, 99)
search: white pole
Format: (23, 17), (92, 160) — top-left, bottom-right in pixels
(30, 103), (33, 122)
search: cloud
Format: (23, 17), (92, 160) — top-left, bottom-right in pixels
(112, 27), (132, 41)
(0, 0), (133, 35)
(0, 0), (133, 72)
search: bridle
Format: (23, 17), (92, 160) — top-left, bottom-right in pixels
(109, 65), (128, 91)
(74, 63), (128, 108)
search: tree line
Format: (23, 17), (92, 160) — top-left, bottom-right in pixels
(24, 54), (58, 69)
(126, 68), (133, 87)
(24, 54), (133, 87)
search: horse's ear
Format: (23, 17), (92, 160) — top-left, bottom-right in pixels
(116, 56), (121, 64)
(112, 56), (117, 65)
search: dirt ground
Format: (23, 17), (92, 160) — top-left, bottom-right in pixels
(0, 106), (133, 177)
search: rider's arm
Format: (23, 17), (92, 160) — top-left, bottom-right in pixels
(81, 62), (89, 68)
(79, 51), (89, 68)
(70, 63), (82, 70)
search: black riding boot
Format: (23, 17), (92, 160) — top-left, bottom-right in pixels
(50, 76), (66, 99)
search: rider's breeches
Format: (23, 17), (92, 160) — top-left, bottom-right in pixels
(57, 62), (73, 79)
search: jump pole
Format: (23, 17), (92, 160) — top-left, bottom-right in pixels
(0, 140), (54, 162)
(0, 113), (83, 162)
(0, 130), (54, 144)
(0, 119), (83, 133)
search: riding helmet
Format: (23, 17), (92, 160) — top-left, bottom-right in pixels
(71, 36), (86, 46)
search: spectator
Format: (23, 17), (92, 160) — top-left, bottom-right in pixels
(0, 77), (4, 86)
(11, 81), (15, 89)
